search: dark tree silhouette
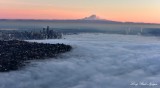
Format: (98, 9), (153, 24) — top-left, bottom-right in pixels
(0, 40), (72, 72)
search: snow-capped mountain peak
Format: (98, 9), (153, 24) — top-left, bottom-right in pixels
(83, 15), (102, 20)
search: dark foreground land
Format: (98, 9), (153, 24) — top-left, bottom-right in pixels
(0, 40), (72, 72)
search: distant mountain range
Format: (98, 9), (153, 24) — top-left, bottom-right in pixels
(0, 15), (159, 25)
(80, 15), (159, 25)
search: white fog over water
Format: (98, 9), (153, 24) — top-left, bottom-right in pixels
(1, 33), (160, 88)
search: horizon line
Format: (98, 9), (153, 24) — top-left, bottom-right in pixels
(0, 18), (160, 24)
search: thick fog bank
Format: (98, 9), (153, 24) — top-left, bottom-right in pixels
(1, 33), (160, 88)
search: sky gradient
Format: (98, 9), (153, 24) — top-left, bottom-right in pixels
(0, 0), (160, 23)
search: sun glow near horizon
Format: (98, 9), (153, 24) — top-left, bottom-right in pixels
(0, 0), (160, 23)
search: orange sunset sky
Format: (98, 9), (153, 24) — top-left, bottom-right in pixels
(0, 0), (160, 23)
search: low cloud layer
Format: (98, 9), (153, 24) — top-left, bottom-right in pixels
(1, 33), (160, 88)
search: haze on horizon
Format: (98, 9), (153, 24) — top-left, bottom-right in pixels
(0, 0), (160, 23)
